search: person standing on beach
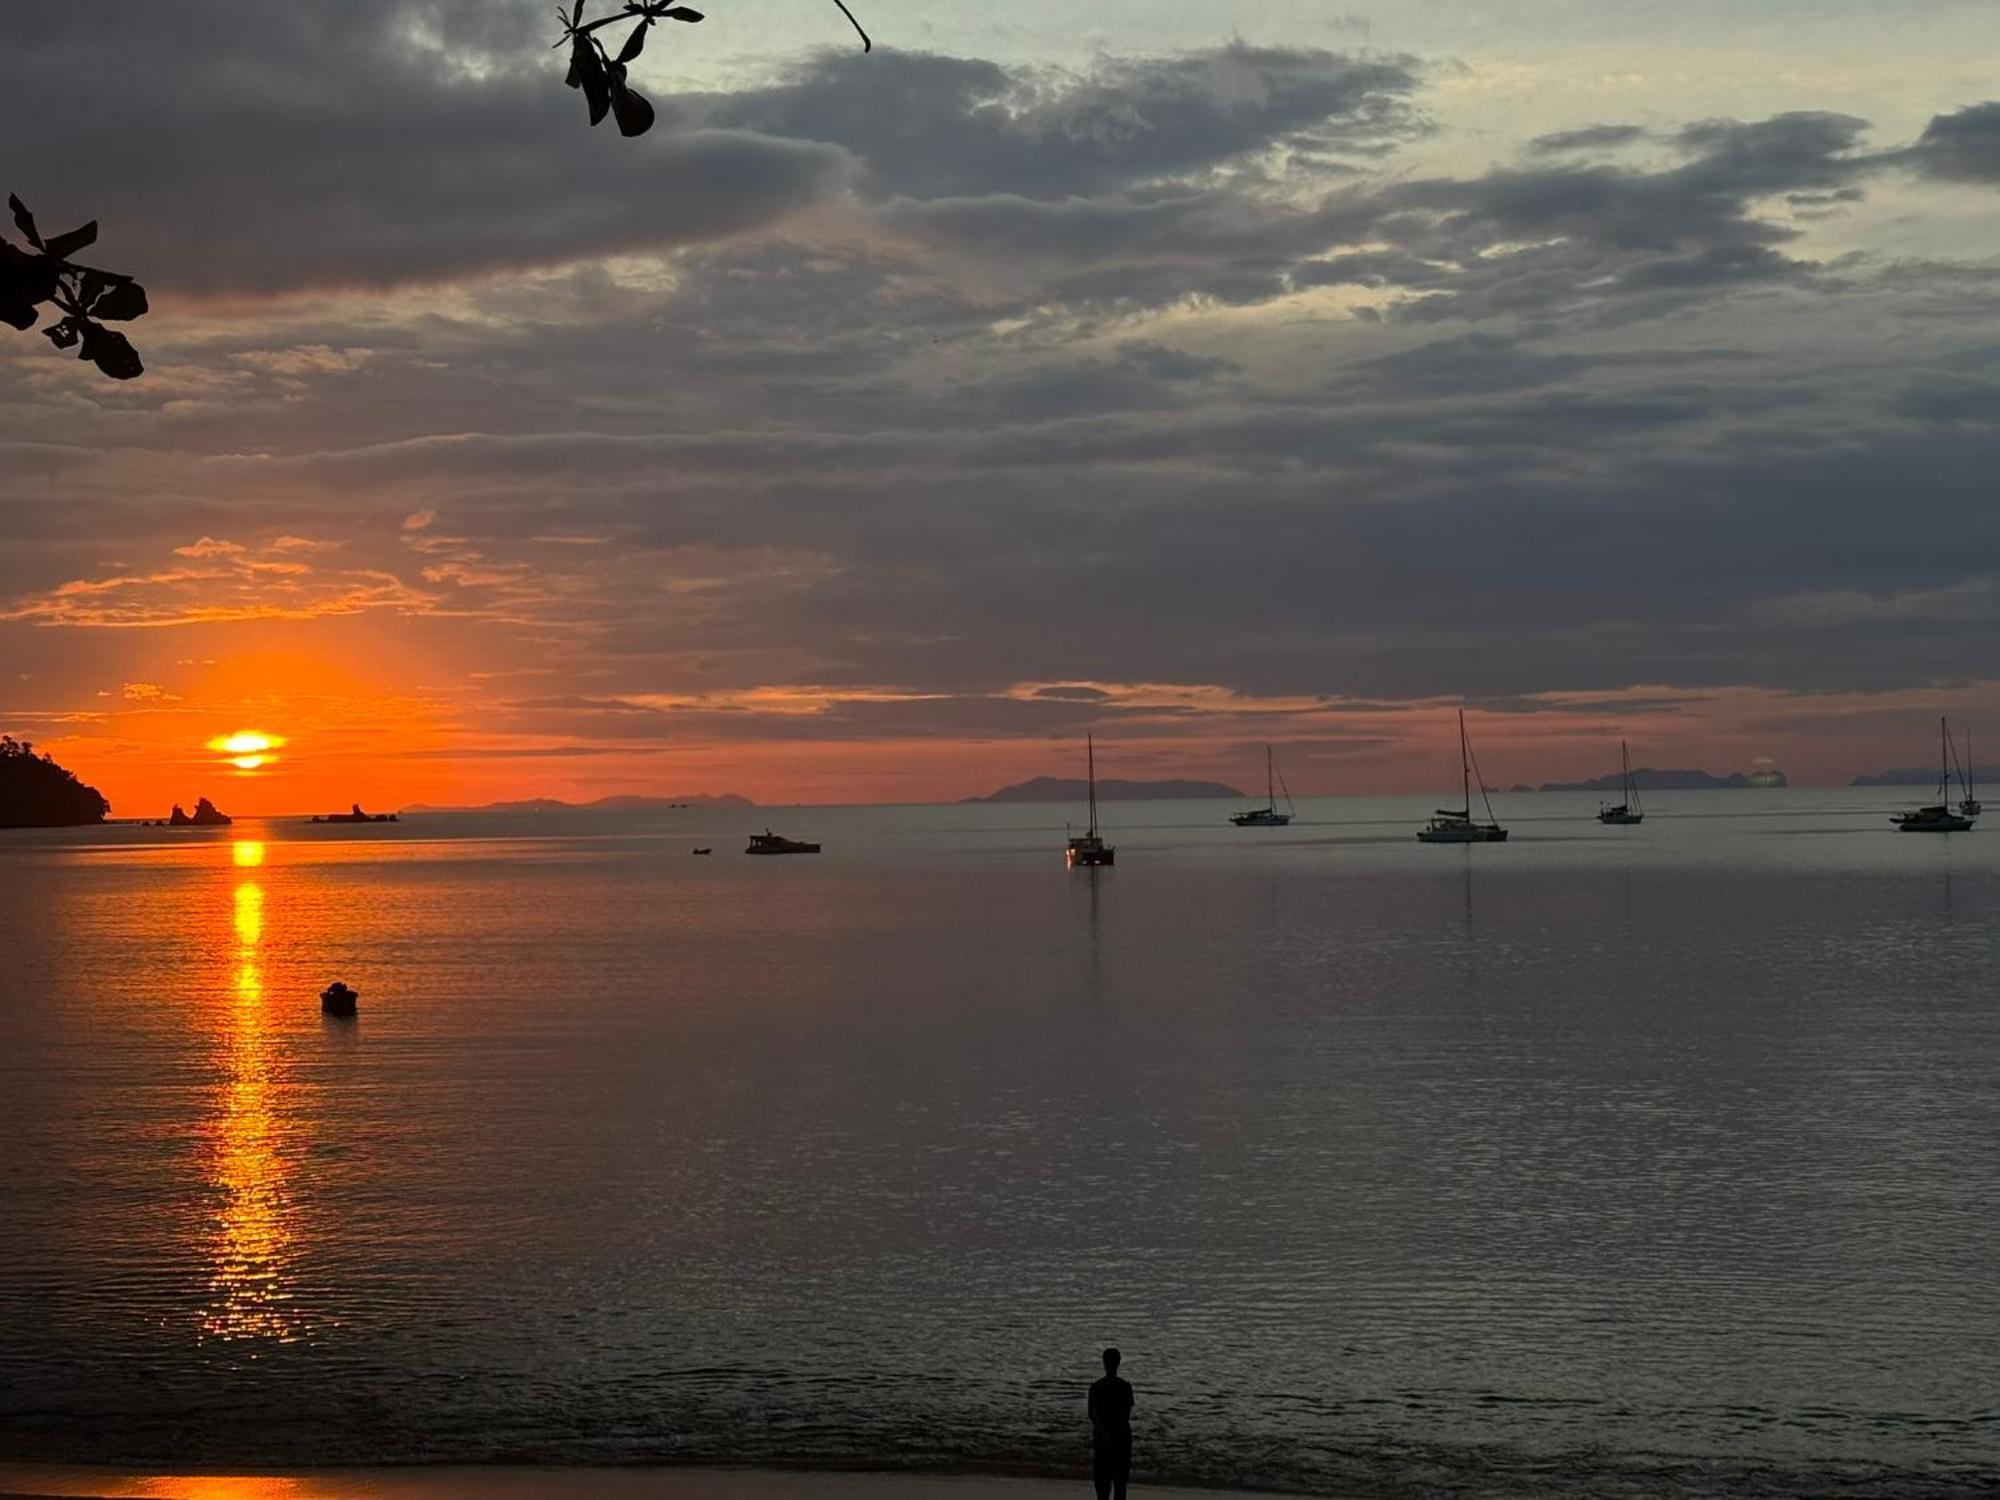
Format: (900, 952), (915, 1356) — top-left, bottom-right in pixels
(1088, 1346), (1134, 1500)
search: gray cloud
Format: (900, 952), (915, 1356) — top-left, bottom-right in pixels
(1903, 102), (2000, 183)
(1530, 124), (1648, 154)
(7, 4), (2000, 762)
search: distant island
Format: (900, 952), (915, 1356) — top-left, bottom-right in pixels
(1852, 766), (1996, 787)
(312, 803), (399, 824)
(401, 793), (755, 813)
(168, 797), (232, 826)
(1538, 767), (1787, 792)
(966, 776), (1245, 803)
(0, 736), (109, 827)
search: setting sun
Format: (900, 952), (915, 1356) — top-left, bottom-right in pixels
(209, 731), (285, 773)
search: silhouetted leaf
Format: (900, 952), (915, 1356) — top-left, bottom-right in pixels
(43, 222), (98, 260)
(44, 317), (79, 349)
(0, 243), (58, 307)
(0, 300), (36, 331)
(615, 19), (650, 61)
(571, 0), (586, 23)
(571, 35), (611, 124)
(7, 194), (41, 248)
(81, 322), (142, 380)
(663, 7), (703, 20)
(610, 78), (654, 136)
(90, 281), (148, 321)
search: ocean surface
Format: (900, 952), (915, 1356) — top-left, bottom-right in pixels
(2, 790), (1997, 1497)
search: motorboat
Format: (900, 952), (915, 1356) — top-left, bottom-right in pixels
(1066, 734), (1115, 866)
(746, 830), (820, 854)
(1418, 710), (1508, 843)
(320, 981), (359, 1016)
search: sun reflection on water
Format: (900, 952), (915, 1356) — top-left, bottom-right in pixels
(201, 844), (302, 1343)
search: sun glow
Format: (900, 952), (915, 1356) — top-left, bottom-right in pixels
(209, 730), (286, 774)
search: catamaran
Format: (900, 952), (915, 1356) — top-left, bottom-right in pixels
(1417, 710), (1508, 843)
(1598, 740), (1644, 825)
(1066, 733), (1115, 866)
(1892, 717), (1975, 832)
(1230, 745), (1295, 827)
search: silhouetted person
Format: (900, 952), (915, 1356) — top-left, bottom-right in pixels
(1088, 1346), (1133, 1500)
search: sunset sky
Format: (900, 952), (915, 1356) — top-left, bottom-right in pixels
(5, 1), (2000, 814)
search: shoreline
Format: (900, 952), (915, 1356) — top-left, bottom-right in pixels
(0, 1466), (1320, 1500)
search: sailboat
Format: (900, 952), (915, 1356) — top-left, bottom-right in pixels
(1891, 717), (1975, 832)
(1417, 710), (1508, 843)
(1960, 726), (1981, 817)
(1230, 746), (1295, 827)
(1065, 734), (1115, 866)
(1597, 741), (1644, 825)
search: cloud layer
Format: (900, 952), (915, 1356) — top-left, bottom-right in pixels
(3, 1), (2000, 802)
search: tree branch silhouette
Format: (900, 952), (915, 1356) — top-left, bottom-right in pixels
(556, 0), (870, 138)
(1, 194), (147, 380)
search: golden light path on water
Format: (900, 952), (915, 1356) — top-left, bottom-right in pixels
(202, 837), (302, 1343)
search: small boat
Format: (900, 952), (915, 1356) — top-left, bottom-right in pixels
(1959, 726), (1981, 817)
(1598, 740), (1644, 825)
(320, 981), (359, 1016)
(1230, 745), (1295, 827)
(746, 830), (820, 855)
(1893, 717), (1976, 832)
(1417, 710), (1508, 843)
(1066, 733), (1115, 867)
(691, 846), (712, 856)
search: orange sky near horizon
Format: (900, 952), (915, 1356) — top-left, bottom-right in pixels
(15, 648), (2000, 816)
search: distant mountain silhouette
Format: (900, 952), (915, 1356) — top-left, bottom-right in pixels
(1539, 767), (1787, 791)
(400, 793), (755, 813)
(0, 736), (109, 826)
(966, 776), (1245, 803)
(1853, 765), (1997, 787)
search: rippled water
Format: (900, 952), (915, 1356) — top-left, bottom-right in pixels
(2, 792), (1998, 1495)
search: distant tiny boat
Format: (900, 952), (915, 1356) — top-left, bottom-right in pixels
(1417, 710), (1508, 843)
(1065, 733), (1115, 866)
(1598, 740), (1644, 825)
(691, 846), (712, 856)
(1959, 725), (1981, 817)
(320, 981), (359, 1016)
(746, 830), (820, 855)
(1230, 745), (1295, 827)
(1893, 716), (1976, 832)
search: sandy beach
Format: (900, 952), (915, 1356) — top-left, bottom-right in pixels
(0, 1468), (1303, 1500)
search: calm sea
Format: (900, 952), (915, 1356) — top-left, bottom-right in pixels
(2, 791), (1997, 1496)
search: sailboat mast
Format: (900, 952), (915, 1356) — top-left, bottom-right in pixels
(1087, 733), (1099, 837)
(1941, 716), (1950, 799)
(1266, 745), (1275, 808)
(1459, 709), (1471, 814)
